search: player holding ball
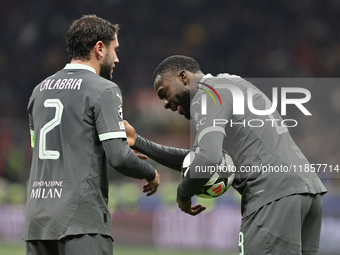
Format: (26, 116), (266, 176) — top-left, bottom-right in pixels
(125, 55), (327, 254)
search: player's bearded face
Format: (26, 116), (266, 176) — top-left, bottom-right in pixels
(177, 89), (191, 120)
(100, 51), (114, 80)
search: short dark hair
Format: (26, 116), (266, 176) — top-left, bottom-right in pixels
(152, 55), (201, 82)
(66, 14), (119, 61)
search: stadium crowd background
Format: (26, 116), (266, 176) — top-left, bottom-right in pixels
(0, 0), (340, 253)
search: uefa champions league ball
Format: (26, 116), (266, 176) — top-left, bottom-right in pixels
(181, 149), (235, 198)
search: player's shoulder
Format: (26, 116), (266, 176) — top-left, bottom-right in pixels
(91, 75), (121, 96)
(205, 73), (258, 96)
(29, 72), (60, 99)
(204, 73), (246, 86)
(60, 63), (120, 92)
(84, 75), (123, 106)
(96, 75), (120, 89)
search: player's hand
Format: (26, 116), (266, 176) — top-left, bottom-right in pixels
(176, 196), (206, 216)
(124, 120), (137, 147)
(143, 169), (160, 196)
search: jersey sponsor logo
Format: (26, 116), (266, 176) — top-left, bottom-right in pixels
(118, 105), (123, 119)
(30, 180), (63, 199)
(30, 188), (63, 199)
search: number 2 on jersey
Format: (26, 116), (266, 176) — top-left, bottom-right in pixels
(39, 99), (64, 160)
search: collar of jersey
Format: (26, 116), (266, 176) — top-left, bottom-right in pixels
(200, 73), (213, 84)
(64, 63), (96, 74)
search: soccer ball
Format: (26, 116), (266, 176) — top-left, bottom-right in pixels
(181, 149), (235, 199)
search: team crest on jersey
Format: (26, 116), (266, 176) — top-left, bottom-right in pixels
(196, 123), (200, 131)
(195, 117), (207, 131)
(118, 105), (123, 119)
(194, 111), (200, 122)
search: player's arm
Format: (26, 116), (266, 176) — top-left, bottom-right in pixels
(133, 135), (189, 172)
(125, 120), (189, 172)
(177, 131), (224, 199)
(95, 86), (159, 195)
(177, 85), (230, 215)
(102, 138), (160, 196)
(176, 131), (224, 215)
(27, 97), (35, 152)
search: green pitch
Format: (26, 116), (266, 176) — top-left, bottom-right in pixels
(0, 242), (237, 255)
(0, 242), (25, 255)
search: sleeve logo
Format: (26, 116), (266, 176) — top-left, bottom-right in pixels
(119, 121), (125, 130)
(118, 105), (123, 119)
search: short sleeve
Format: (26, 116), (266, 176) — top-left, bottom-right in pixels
(94, 86), (126, 141)
(27, 96), (35, 148)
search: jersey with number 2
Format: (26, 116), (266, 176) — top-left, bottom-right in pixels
(25, 64), (126, 240)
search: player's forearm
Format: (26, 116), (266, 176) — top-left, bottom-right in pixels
(177, 174), (208, 200)
(132, 135), (189, 172)
(103, 139), (155, 181)
(177, 132), (224, 200)
(176, 150), (217, 200)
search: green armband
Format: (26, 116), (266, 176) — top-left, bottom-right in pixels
(30, 130), (35, 148)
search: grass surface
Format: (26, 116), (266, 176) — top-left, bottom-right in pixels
(0, 242), (237, 255)
(0, 242), (25, 255)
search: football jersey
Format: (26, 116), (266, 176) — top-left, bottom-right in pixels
(25, 63), (126, 240)
(191, 74), (327, 217)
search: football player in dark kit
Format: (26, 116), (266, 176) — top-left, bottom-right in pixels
(125, 55), (327, 254)
(25, 15), (160, 255)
